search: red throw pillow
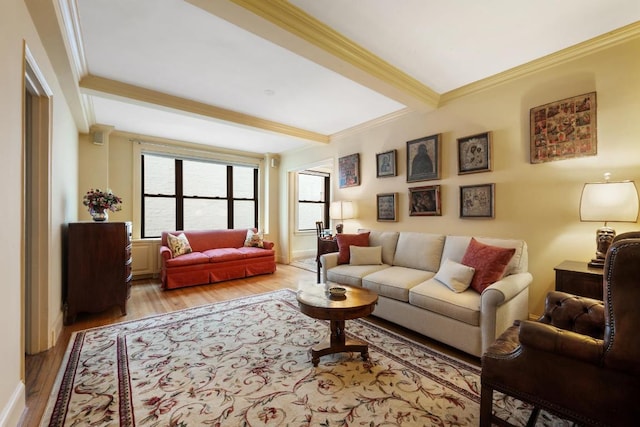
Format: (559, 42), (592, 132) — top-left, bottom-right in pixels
(461, 238), (516, 293)
(336, 232), (370, 264)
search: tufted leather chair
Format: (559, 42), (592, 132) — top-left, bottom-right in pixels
(480, 237), (640, 426)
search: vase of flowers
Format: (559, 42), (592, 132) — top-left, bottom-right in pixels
(83, 188), (122, 222)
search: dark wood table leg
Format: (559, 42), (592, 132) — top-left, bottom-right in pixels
(311, 320), (369, 366)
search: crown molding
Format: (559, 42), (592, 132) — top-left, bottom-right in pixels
(441, 21), (640, 104)
(79, 74), (330, 144)
(330, 108), (413, 141)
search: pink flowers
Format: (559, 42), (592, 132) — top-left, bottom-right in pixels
(83, 188), (122, 212)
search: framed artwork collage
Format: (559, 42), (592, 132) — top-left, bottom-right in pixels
(340, 91), (596, 222)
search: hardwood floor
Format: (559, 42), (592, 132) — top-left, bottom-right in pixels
(21, 263), (479, 427)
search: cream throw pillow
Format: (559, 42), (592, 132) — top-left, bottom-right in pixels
(434, 258), (476, 293)
(244, 229), (265, 248)
(167, 233), (192, 257)
(349, 245), (383, 265)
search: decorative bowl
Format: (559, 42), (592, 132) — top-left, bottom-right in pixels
(328, 286), (347, 296)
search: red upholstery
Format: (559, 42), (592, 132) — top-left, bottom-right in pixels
(160, 229), (276, 290)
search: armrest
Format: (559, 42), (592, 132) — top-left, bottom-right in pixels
(160, 246), (173, 263)
(539, 291), (605, 339)
(519, 320), (604, 364)
(320, 252), (339, 283)
(262, 240), (274, 250)
(482, 272), (532, 304)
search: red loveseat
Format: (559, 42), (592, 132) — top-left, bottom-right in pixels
(160, 228), (276, 290)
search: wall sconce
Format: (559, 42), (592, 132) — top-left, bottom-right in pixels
(580, 173), (639, 268)
(330, 201), (355, 234)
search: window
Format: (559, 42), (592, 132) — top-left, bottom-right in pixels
(297, 171), (329, 231)
(142, 153), (258, 238)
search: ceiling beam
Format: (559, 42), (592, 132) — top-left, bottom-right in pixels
(79, 74), (330, 144)
(186, 0), (439, 111)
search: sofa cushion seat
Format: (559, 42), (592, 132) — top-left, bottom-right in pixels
(203, 248), (245, 262)
(237, 246), (275, 259)
(409, 279), (481, 326)
(326, 264), (390, 287)
(164, 251), (210, 267)
(363, 266), (434, 302)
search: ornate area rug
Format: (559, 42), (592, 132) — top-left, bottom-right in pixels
(41, 289), (566, 426)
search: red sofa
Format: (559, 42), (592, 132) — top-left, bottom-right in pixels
(160, 228), (276, 290)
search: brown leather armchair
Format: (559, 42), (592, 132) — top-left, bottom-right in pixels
(480, 237), (640, 426)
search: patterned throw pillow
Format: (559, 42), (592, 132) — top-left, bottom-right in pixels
(336, 232), (370, 264)
(244, 229), (265, 248)
(461, 238), (516, 293)
(167, 233), (192, 257)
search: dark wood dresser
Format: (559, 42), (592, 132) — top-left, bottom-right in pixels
(64, 221), (132, 324)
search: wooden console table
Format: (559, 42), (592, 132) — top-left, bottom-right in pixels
(316, 237), (338, 283)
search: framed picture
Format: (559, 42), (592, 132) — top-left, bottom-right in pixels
(409, 185), (441, 216)
(530, 92), (597, 164)
(338, 153), (360, 188)
(376, 193), (398, 222)
(376, 149), (397, 178)
(458, 132), (492, 174)
(460, 183), (495, 218)
(406, 134), (441, 182)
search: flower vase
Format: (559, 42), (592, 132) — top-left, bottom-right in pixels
(90, 207), (108, 222)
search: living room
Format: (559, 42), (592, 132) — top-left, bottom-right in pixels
(3, 1), (640, 425)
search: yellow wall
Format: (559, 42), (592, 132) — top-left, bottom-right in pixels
(280, 36), (640, 316)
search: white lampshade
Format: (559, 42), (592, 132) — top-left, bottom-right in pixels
(330, 201), (355, 221)
(580, 180), (639, 223)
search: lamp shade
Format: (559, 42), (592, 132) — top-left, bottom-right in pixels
(330, 201), (355, 221)
(580, 180), (639, 223)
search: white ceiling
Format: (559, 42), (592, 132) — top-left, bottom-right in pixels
(60, 0), (640, 154)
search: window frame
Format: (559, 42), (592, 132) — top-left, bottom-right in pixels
(296, 170), (330, 232)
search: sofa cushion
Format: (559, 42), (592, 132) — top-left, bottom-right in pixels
(434, 258), (476, 293)
(350, 245), (382, 265)
(203, 248), (245, 263)
(244, 229), (265, 248)
(409, 279), (481, 326)
(336, 232), (370, 264)
(236, 246), (274, 259)
(362, 266), (434, 302)
(167, 232), (192, 257)
(441, 235), (527, 276)
(393, 232), (445, 271)
(364, 230), (400, 265)
(326, 263), (389, 287)
(164, 251), (209, 267)
(461, 238), (516, 293)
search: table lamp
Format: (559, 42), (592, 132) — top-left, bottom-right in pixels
(330, 201), (354, 234)
(579, 173), (639, 268)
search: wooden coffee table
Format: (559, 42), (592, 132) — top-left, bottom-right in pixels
(296, 283), (378, 366)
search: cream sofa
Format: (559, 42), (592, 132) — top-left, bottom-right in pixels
(320, 230), (532, 357)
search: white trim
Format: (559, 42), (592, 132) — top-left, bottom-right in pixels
(0, 381), (25, 427)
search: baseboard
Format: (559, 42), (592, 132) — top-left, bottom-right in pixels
(0, 381), (25, 427)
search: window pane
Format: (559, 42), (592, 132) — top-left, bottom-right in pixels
(299, 202), (324, 230)
(144, 197), (175, 237)
(299, 174), (324, 202)
(184, 199), (228, 230)
(234, 200), (255, 229)
(183, 160), (226, 197)
(233, 166), (254, 199)
(144, 155), (174, 195)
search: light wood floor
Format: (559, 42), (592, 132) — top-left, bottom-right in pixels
(21, 263), (479, 427)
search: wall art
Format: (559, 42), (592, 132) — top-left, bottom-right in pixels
(409, 185), (441, 216)
(376, 192), (398, 222)
(458, 132), (492, 174)
(338, 153), (360, 188)
(530, 92), (597, 164)
(406, 134), (441, 182)
(460, 183), (495, 218)
(376, 149), (397, 178)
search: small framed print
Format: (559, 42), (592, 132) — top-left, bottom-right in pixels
(530, 92), (597, 164)
(460, 183), (495, 218)
(377, 192), (398, 222)
(407, 134), (441, 182)
(376, 149), (397, 178)
(458, 132), (492, 174)
(338, 153), (360, 188)
(409, 185), (441, 216)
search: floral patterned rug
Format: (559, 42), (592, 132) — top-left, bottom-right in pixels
(41, 289), (566, 426)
